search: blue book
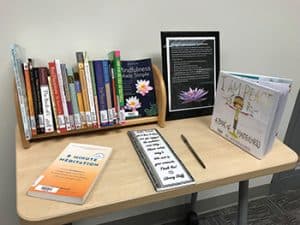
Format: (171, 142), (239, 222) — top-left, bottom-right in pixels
(102, 60), (114, 126)
(93, 60), (109, 126)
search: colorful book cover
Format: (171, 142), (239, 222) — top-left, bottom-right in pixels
(76, 52), (92, 127)
(89, 61), (101, 128)
(102, 60), (114, 125)
(67, 67), (82, 129)
(108, 50), (125, 124)
(10, 44), (31, 140)
(93, 60), (109, 126)
(210, 71), (284, 159)
(38, 68), (55, 133)
(48, 62), (66, 133)
(33, 68), (45, 134)
(222, 71), (292, 153)
(121, 59), (157, 119)
(23, 62), (37, 135)
(55, 59), (71, 131)
(27, 143), (112, 204)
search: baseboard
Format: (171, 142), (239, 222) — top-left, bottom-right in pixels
(99, 184), (270, 225)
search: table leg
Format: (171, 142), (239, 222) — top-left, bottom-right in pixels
(186, 192), (199, 225)
(190, 192), (198, 211)
(237, 180), (249, 225)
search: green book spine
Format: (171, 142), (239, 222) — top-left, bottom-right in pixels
(108, 51), (124, 107)
(109, 50), (125, 123)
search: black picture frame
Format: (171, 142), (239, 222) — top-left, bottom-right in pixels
(161, 31), (220, 120)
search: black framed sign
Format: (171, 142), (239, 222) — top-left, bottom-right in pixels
(161, 31), (220, 120)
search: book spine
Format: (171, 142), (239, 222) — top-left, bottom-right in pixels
(109, 63), (118, 124)
(102, 60), (114, 126)
(74, 72), (86, 128)
(83, 53), (97, 128)
(23, 62), (37, 136)
(89, 61), (101, 128)
(33, 68), (45, 134)
(93, 60), (109, 126)
(48, 62), (66, 133)
(61, 64), (75, 130)
(47, 75), (58, 130)
(55, 59), (71, 131)
(28, 59), (41, 134)
(108, 50), (125, 124)
(76, 52), (92, 127)
(38, 68), (55, 133)
(10, 45), (31, 140)
(67, 67), (82, 129)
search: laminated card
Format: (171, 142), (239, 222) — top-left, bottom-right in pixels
(128, 129), (195, 191)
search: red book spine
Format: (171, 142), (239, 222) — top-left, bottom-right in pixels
(48, 62), (66, 133)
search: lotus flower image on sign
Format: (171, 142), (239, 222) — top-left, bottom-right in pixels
(179, 88), (208, 104)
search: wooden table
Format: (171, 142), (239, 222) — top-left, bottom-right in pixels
(16, 116), (298, 225)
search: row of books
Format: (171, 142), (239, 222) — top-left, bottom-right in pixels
(11, 45), (157, 140)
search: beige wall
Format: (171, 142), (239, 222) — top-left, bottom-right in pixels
(1, 1), (299, 224)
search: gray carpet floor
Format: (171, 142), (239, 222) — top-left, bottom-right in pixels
(165, 189), (300, 225)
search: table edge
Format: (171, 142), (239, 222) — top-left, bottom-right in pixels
(17, 151), (298, 225)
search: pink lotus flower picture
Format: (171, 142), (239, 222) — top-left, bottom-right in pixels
(136, 80), (153, 96)
(179, 87), (208, 104)
(125, 96), (141, 111)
